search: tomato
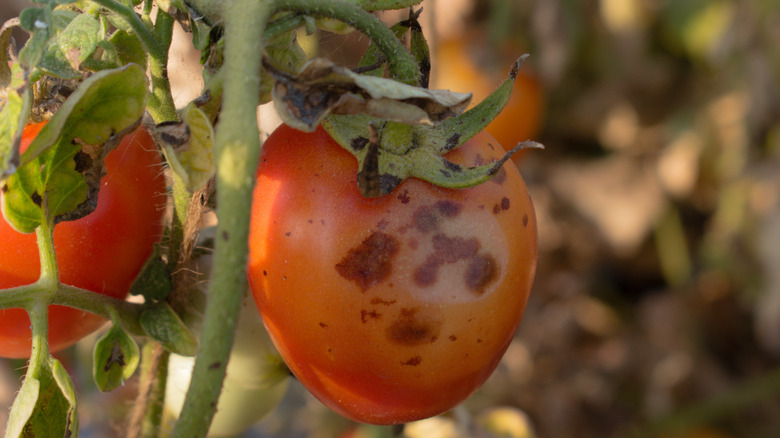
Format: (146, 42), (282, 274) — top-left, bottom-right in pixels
(0, 122), (167, 359)
(247, 124), (537, 424)
(432, 35), (544, 158)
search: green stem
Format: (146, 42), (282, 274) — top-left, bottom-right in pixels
(25, 302), (50, 379)
(35, 221), (58, 292)
(90, 0), (164, 60)
(148, 8), (178, 122)
(272, 0), (419, 84)
(171, 0), (271, 436)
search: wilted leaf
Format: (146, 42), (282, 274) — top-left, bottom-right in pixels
(93, 323), (141, 392)
(154, 104), (215, 192)
(38, 13), (101, 79)
(266, 56), (471, 132)
(0, 63), (32, 180)
(1, 64), (147, 233)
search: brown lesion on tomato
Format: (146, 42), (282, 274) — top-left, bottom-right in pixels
(335, 231), (400, 291)
(465, 253), (498, 294)
(523, 214), (529, 227)
(401, 356), (422, 366)
(412, 200), (464, 234)
(397, 189), (411, 204)
(370, 298), (397, 306)
(360, 309), (382, 323)
(319, 322), (328, 328)
(413, 234), (481, 287)
(387, 307), (442, 347)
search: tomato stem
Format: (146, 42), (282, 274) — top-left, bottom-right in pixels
(271, 0), (420, 84)
(25, 301), (51, 379)
(170, 0), (271, 436)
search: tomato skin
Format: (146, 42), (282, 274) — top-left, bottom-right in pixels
(0, 122), (167, 359)
(248, 124), (537, 424)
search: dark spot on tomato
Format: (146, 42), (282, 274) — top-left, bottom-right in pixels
(474, 154), (485, 166)
(335, 231), (400, 291)
(319, 322), (328, 328)
(413, 234), (481, 287)
(436, 200), (462, 218)
(321, 219), (326, 225)
(492, 204), (501, 214)
(491, 166), (507, 185)
(413, 206), (439, 233)
(523, 214), (529, 227)
(370, 298), (397, 306)
(387, 308), (441, 346)
(501, 197), (510, 210)
(401, 356), (422, 366)
(263, 270), (267, 276)
(360, 309), (382, 323)
(397, 189), (411, 204)
(285, 231), (291, 236)
(449, 335), (458, 341)
(465, 253), (498, 294)
(308, 219), (313, 224)
(414, 259), (439, 287)
(377, 219), (389, 230)
(477, 338), (483, 343)
(351, 136), (369, 151)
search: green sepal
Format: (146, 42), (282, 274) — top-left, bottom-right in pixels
(140, 301), (199, 357)
(1, 64), (147, 233)
(93, 322), (141, 392)
(322, 56), (540, 197)
(5, 358), (79, 438)
(341, 0), (423, 11)
(37, 13), (101, 79)
(130, 243), (172, 301)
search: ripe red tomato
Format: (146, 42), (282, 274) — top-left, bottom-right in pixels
(432, 35), (544, 159)
(0, 122), (167, 359)
(248, 124), (537, 424)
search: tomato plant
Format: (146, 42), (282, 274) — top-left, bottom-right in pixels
(432, 35), (545, 157)
(248, 124), (537, 425)
(0, 122), (167, 359)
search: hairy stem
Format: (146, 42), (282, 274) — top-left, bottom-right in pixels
(170, 0), (271, 436)
(272, 0), (419, 84)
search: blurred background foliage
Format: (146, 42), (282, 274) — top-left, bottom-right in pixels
(2, 0), (780, 437)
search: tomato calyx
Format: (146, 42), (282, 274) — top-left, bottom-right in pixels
(322, 56), (543, 198)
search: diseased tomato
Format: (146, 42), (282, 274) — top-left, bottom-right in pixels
(0, 122), (167, 359)
(248, 124), (537, 424)
(432, 35), (544, 158)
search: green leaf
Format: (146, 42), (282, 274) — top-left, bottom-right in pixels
(1, 64), (147, 233)
(341, 0), (423, 11)
(38, 13), (101, 79)
(18, 7), (54, 68)
(130, 243), (172, 301)
(5, 359), (79, 438)
(93, 323), (141, 392)
(141, 302), (199, 356)
(108, 29), (148, 68)
(0, 63), (32, 180)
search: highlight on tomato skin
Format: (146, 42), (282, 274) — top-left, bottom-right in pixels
(247, 124), (538, 425)
(0, 122), (168, 359)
